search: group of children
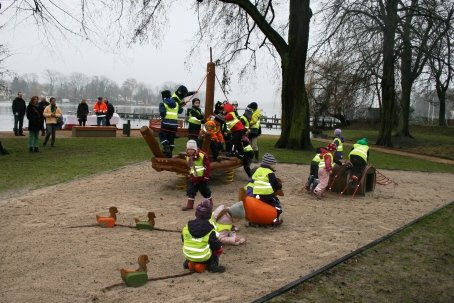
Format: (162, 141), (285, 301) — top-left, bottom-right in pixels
(305, 128), (370, 199)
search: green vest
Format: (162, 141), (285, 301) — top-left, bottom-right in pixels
(312, 153), (321, 163)
(244, 144), (253, 152)
(209, 216), (233, 236)
(171, 92), (183, 105)
(186, 153), (206, 177)
(319, 152), (333, 169)
(252, 167), (274, 195)
(182, 225), (213, 262)
(240, 116), (249, 129)
(226, 111), (240, 131)
(349, 144), (369, 162)
(333, 137), (343, 152)
(163, 103), (178, 120)
(188, 109), (202, 125)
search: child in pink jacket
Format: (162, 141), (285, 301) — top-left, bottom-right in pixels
(210, 202), (246, 245)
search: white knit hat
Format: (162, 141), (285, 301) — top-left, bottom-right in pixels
(186, 140), (198, 151)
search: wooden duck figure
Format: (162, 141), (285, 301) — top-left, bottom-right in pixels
(134, 212), (156, 230)
(120, 254), (150, 287)
(96, 206), (118, 228)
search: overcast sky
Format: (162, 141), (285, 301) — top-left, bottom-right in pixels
(1, 1), (285, 116)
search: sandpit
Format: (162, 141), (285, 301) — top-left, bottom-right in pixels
(0, 163), (452, 302)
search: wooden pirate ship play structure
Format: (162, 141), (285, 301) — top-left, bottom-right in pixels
(141, 50), (243, 187)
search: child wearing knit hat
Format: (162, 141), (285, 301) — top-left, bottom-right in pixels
(210, 203), (246, 245)
(182, 140), (212, 211)
(182, 199), (226, 273)
(248, 153), (284, 226)
(332, 128), (345, 161)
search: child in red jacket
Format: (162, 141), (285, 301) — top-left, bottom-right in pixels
(223, 102), (246, 158)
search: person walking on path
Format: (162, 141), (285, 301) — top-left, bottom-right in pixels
(77, 99), (90, 126)
(26, 96), (42, 152)
(43, 97), (62, 147)
(12, 92), (26, 136)
(38, 97), (49, 136)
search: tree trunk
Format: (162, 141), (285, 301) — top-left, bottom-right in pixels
(376, 0), (399, 147)
(436, 84), (447, 127)
(396, 14), (414, 138)
(275, 0), (312, 150)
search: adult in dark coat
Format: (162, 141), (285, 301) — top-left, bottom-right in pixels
(12, 92), (26, 136)
(38, 97), (50, 135)
(105, 99), (115, 126)
(26, 96), (42, 152)
(77, 99), (90, 126)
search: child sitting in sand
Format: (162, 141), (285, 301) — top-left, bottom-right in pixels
(210, 202), (246, 245)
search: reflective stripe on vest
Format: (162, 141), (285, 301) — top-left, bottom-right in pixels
(244, 144), (253, 152)
(226, 112), (240, 131)
(349, 144), (369, 162)
(171, 92), (183, 105)
(209, 217), (232, 236)
(186, 153), (206, 177)
(319, 152), (333, 169)
(252, 167), (274, 195)
(182, 225), (213, 262)
(188, 116), (202, 125)
(163, 102), (178, 120)
(333, 137), (343, 152)
(312, 153), (321, 163)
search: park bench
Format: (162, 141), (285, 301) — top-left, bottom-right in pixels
(72, 126), (117, 137)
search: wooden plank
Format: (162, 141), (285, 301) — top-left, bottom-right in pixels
(72, 126), (117, 137)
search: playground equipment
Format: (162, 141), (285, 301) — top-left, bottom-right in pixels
(243, 196), (278, 226)
(120, 255), (150, 287)
(187, 261), (207, 273)
(328, 164), (377, 197)
(134, 212), (156, 230)
(96, 206), (118, 228)
(141, 50), (243, 186)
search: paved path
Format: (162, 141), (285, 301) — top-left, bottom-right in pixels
(313, 138), (454, 165)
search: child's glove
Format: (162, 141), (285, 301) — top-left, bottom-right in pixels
(213, 247), (224, 257)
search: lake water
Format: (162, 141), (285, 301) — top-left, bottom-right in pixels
(0, 101), (281, 135)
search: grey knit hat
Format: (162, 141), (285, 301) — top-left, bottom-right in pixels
(229, 201), (245, 219)
(262, 153), (277, 166)
(186, 140), (198, 151)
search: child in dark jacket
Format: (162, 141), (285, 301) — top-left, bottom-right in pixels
(182, 199), (225, 273)
(159, 90), (183, 158)
(187, 98), (204, 142)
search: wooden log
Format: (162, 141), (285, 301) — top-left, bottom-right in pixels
(140, 126), (165, 158)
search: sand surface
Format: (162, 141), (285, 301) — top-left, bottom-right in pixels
(0, 163), (453, 303)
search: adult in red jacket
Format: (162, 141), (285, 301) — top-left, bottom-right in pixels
(223, 102), (245, 158)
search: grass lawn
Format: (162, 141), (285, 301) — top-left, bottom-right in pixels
(269, 202), (454, 303)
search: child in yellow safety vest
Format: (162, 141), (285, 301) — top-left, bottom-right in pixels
(313, 143), (338, 199)
(249, 153), (283, 226)
(182, 140), (212, 211)
(348, 138), (369, 185)
(182, 199), (225, 273)
(304, 148), (322, 192)
(332, 128), (345, 161)
(210, 203), (246, 245)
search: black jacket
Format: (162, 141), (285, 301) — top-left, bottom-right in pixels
(106, 102), (115, 118)
(26, 104), (42, 131)
(77, 103), (90, 119)
(183, 218), (222, 252)
(38, 100), (50, 115)
(12, 97), (26, 116)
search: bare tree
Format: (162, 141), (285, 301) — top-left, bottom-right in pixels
(0, 44), (12, 93)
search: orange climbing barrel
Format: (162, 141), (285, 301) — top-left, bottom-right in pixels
(243, 196), (277, 225)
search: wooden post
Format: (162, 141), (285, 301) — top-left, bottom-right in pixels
(140, 126), (165, 158)
(204, 49), (215, 121)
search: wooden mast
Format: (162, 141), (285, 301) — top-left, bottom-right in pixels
(204, 48), (215, 120)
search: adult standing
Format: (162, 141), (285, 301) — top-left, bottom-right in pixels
(93, 97), (107, 126)
(247, 102), (262, 163)
(12, 92), (26, 136)
(43, 97), (62, 147)
(77, 99), (90, 126)
(105, 99), (115, 126)
(38, 97), (50, 136)
(26, 96), (42, 152)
